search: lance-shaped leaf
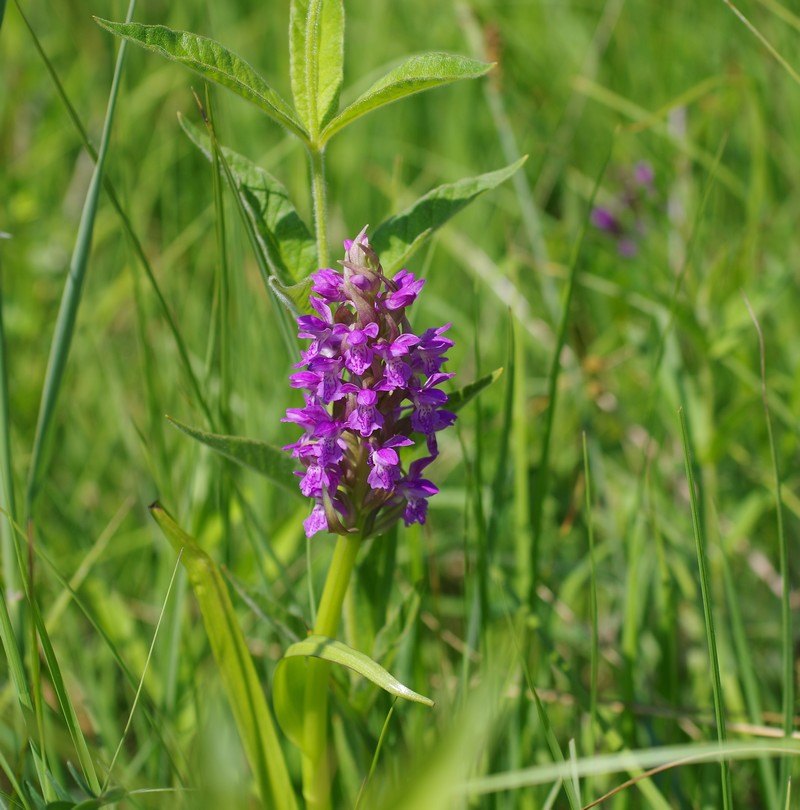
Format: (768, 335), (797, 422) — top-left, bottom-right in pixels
(167, 416), (301, 495)
(94, 20), (307, 140)
(320, 52), (493, 144)
(290, 0), (344, 135)
(273, 635), (433, 752)
(448, 368), (503, 414)
(372, 157), (527, 275)
(149, 504), (298, 810)
(180, 115), (316, 283)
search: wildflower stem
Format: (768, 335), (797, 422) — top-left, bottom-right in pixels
(309, 147), (329, 268)
(302, 529), (362, 810)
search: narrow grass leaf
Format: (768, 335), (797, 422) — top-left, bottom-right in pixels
(26, 7), (131, 513)
(32, 609), (101, 795)
(94, 20), (307, 140)
(185, 99), (300, 358)
(180, 114), (317, 283)
(321, 52), (493, 143)
(149, 504), (298, 810)
(528, 146), (609, 609)
(678, 408), (732, 810)
(290, 0), (344, 135)
(167, 416), (301, 494)
(461, 740), (800, 796)
(0, 263), (19, 611)
(16, 0), (214, 429)
(371, 158), (526, 274)
(743, 294), (793, 803)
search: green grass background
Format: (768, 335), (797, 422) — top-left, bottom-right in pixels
(2, 0), (800, 807)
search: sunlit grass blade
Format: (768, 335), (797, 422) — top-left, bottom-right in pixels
(94, 19), (308, 139)
(25, 2), (133, 514)
(743, 294), (793, 805)
(149, 503), (298, 810)
(462, 741), (800, 797)
(678, 408), (732, 809)
(722, 0), (800, 85)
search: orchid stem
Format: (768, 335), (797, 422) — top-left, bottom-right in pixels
(309, 147), (329, 268)
(302, 530), (362, 810)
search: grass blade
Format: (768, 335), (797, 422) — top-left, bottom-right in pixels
(678, 408), (732, 809)
(25, 3), (133, 514)
(743, 294), (793, 804)
(149, 503), (298, 810)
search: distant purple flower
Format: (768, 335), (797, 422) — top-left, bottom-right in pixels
(591, 206), (621, 236)
(284, 227), (456, 538)
(591, 161), (657, 258)
(634, 161), (654, 188)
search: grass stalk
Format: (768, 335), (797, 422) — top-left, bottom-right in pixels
(678, 407), (732, 809)
(528, 145), (610, 611)
(582, 434), (599, 778)
(743, 295), (793, 803)
(25, 0), (135, 515)
(15, 0), (215, 430)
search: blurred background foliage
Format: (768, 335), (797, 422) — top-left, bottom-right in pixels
(2, 0), (800, 806)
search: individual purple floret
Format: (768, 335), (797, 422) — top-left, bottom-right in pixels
(283, 227), (456, 538)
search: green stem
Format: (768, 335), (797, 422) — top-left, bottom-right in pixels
(302, 530), (362, 810)
(309, 147), (329, 268)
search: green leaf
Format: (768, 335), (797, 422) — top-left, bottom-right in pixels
(290, 635), (433, 705)
(94, 20), (306, 140)
(320, 52), (492, 143)
(448, 368), (504, 414)
(274, 634), (433, 754)
(269, 277), (314, 317)
(372, 157), (527, 274)
(179, 115), (316, 283)
(290, 0), (345, 135)
(166, 416), (301, 495)
(149, 505), (298, 810)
